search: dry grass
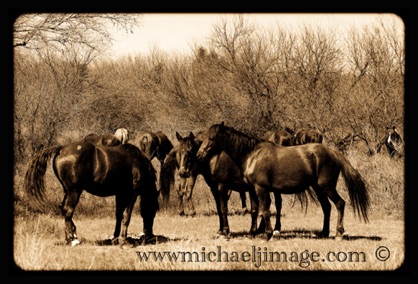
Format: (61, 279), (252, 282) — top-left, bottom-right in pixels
(13, 196), (405, 272)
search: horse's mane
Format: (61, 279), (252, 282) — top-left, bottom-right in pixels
(211, 123), (261, 163)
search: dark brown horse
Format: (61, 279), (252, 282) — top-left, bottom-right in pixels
(293, 128), (324, 145)
(160, 131), (250, 234)
(24, 141), (159, 246)
(263, 129), (294, 146)
(196, 122), (370, 240)
(136, 131), (173, 165)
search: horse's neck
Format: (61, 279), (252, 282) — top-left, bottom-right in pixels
(221, 133), (259, 168)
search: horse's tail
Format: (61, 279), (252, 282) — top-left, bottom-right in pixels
(24, 146), (62, 209)
(338, 152), (370, 223)
(158, 149), (177, 206)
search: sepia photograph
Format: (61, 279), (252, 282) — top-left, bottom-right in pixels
(7, 11), (408, 273)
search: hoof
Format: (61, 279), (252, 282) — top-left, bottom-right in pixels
(317, 232), (329, 239)
(111, 237), (128, 246)
(143, 234), (157, 244)
(271, 230), (280, 239)
(261, 233), (271, 241)
(238, 208), (249, 215)
(249, 230), (258, 237)
(215, 233), (230, 240)
(120, 242), (134, 249)
(71, 239), (80, 247)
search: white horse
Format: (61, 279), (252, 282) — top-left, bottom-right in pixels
(114, 128), (129, 145)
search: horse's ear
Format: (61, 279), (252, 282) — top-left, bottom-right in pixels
(176, 131), (183, 141)
(188, 132), (195, 139)
(219, 121), (224, 129)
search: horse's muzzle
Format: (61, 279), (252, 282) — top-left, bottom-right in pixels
(179, 170), (191, 178)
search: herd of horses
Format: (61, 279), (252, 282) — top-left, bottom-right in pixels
(23, 123), (403, 245)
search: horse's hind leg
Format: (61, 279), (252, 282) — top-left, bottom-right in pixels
(326, 189), (345, 240)
(314, 189), (331, 238)
(239, 191), (249, 215)
(113, 194), (137, 245)
(248, 187), (259, 236)
(272, 192), (282, 238)
(60, 190), (81, 246)
(254, 184), (272, 239)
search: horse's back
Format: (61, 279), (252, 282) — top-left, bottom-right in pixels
(263, 130), (293, 146)
(244, 142), (339, 191)
(54, 141), (151, 196)
(84, 133), (121, 146)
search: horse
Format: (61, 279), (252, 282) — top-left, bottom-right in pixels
(114, 128), (129, 144)
(159, 131), (249, 222)
(263, 129), (294, 146)
(84, 127), (130, 146)
(196, 122), (370, 240)
(293, 128), (324, 145)
(136, 130), (174, 166)
(376, 126), (404, 159)
(24, 140), (159, 246)
(264, 129), (319, 211)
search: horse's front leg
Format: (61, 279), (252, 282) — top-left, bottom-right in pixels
(59, 190), (82, 246)
(218, 184), (230, 237)
(207, 181), (224, 235)
(177, 179), (186, 216)
(184, 176), (196, 217)
(247, 187), (259, 235)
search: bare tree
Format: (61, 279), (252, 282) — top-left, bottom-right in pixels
(13, 13), (143, 163)
(343, 19), (404, 153)
(13, 13), (141, 55)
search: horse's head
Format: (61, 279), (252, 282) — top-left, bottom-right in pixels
(175, 131), (199, 178)
(196, 122), (224, 161)
(140, 132), (159, 160)
(386, 126), (404, 158)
